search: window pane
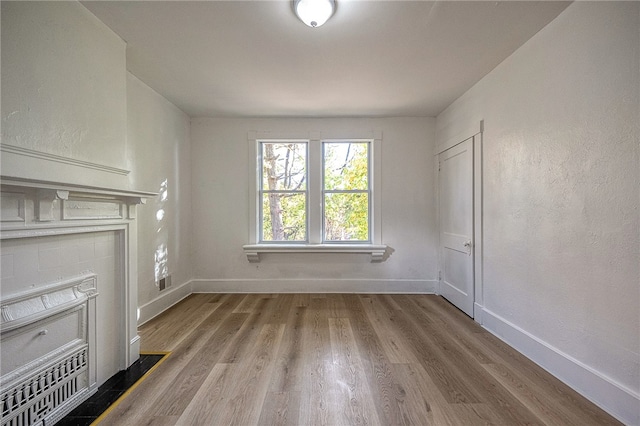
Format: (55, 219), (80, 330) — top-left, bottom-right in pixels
(324, 193), (369, 241)
(262, 143), (306, 191)
(262, 193), (306, 241)
(324, 142), (368, 190)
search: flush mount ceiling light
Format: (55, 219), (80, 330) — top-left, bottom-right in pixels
(294, 0), (335, 28)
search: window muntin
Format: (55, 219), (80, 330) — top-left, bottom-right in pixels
(322, 141), (370, 242)
(259, 141), (308, 242)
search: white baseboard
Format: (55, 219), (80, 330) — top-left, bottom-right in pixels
(137, 280), (193, 326)
(482, 307), (640, 426)
(191, 278), (437, 294)
(473, 302), (484, 324)
(137, 279), (434, 325)
(128, 335), (141, 366)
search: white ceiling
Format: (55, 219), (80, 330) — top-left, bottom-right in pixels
(82, 1), (571, 118)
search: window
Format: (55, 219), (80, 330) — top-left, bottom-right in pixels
(260, 141), (308, 242)
(323, 141), (370, 242)
(245, 131), (385, 262)
(259, 139), (371, 243)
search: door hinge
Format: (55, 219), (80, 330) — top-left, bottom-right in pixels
(438, 271), (442, 281)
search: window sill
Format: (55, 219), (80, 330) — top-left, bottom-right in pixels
(242, 244), (389, 263)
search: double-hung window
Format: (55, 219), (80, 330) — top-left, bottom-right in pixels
(260, 141), (308, 242)
(246, 132), (385, 262)
(322, 141), (370, 242)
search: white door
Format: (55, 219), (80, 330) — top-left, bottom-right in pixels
(439, 137), (474, 317)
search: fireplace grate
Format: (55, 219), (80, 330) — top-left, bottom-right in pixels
(1, 346), (88, 426)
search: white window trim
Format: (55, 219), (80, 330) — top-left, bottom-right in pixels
(244, 130), (386, 262)
(242, 244), (388, 263)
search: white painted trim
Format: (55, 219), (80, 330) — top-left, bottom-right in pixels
(242, 244), (389, 263)
(1, 222), (133, 239)
(0, 176), (155, 200)
(472, 133), (484, 324)
(137, 280), (193, 326)
(191, 278), (436, 294)
(435, 152), (442, 296)
(247, 136), (259, 245)
(0, 192), (25, 223)
(371, 133), (383, 245)
(473, 302), (484, 324)
(482, 307), (640, 426)
(247, 131), (383, 248)
(0, 144), (130, 176)
(436, 120), (484, 155)
(129, 335), (141, 361)
(0, 273), (98, 332)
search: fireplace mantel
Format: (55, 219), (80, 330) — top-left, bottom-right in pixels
(1, 176), (156, 229)
(0, 176), (156, 423)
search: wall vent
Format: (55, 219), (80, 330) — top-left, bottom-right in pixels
(158, 275), (171, 291)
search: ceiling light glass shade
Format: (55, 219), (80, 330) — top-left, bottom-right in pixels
(294, 0), (335, 28)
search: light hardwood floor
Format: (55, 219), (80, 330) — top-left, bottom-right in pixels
(99, 293), (620, 425)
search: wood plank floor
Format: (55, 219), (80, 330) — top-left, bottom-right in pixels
(99, 294), (620, 425)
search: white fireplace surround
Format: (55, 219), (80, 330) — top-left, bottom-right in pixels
(0, 176), (155, 424)
(1, 273), (98, 425)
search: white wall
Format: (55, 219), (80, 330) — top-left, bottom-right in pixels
(1, 1), (129, 189)
(190, 117), (437, 293)
(0, 1), (193, 323)
(126, 74), (193, 321)
(0, 1), (141, 385)
(436, 2), (639, 424)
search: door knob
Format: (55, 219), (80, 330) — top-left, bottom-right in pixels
(463, 241), (472, 248)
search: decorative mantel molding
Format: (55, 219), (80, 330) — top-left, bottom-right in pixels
(1, 273), (98, 333)
(0, 144), (131, 176)
(1, 176), (156, 229)
(0, 176), (155, 203)
(37, 188), (69, 222)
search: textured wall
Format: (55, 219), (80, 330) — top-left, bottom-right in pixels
(126, 74), (192, 309)
(1, 1), (127, 186)
(190, 117), (437, 291)
(437, 2), (639, 422)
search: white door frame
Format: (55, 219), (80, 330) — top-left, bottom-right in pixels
(436, 120), (484, 324)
